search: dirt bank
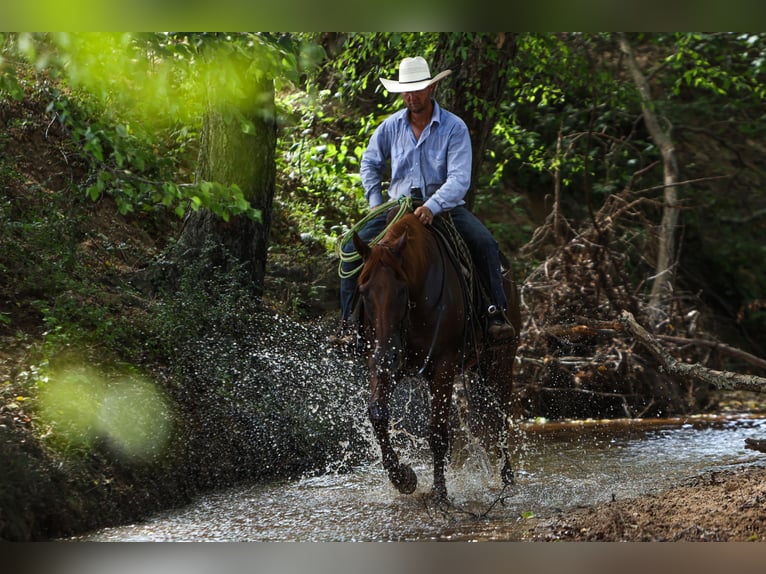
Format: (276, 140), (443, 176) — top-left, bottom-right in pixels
(524, 463), (766, 541)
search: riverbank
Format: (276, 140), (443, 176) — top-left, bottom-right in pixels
(524, 463), (766, 541)
(518, 396), (766, 541)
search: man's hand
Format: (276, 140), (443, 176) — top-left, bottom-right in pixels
(414, 205), (434, 225)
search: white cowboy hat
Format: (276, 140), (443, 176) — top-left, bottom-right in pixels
(379, 56), (452, 93)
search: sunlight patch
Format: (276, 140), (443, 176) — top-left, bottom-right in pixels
(38, 365), (173, 461)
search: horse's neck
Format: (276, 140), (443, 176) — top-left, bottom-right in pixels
(405, 233), (442, 297)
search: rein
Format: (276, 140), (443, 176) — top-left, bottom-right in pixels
(416, 229), (449, 376)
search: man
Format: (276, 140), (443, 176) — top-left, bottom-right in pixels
(332, 56), (515, 346)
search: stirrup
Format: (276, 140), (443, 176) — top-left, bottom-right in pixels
(486, 306), (515, 342)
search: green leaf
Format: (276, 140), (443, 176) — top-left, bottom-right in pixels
(236, 196), (249, 211)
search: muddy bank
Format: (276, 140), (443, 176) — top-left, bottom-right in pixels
(525, 463), (766, 541)
(0, 408), (194, 541)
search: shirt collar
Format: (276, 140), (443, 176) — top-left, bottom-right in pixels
(430, 99), (442, 125)
(397, 99), (442, 127)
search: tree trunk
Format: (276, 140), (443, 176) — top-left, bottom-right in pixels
(179, 62), (276, 296)
(617, 33), (680, 316)
(433, 33), (517, 209)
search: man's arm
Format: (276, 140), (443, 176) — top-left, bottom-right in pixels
(360, 126), (390, 209)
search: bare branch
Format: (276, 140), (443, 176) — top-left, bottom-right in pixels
(619, 310), (766, 393)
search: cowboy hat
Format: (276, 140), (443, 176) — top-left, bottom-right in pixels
(379, 56), (452, 93)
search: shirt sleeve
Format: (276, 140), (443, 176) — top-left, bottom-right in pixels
(360, 123), (390, 209)
(423, 119), (472, 216)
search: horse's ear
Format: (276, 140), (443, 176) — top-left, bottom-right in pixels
(393, 230), (408, 255)
(353, 232), (371, 260)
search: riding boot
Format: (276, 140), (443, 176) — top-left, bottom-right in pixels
(486, 305), (516, 342)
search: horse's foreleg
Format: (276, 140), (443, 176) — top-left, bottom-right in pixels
(481, 345), (517, 487)
(428, 371), (454, 500)
(369, 375), (417, 495)
(500, 444), (514, 485)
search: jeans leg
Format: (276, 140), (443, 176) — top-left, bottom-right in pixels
(448, 206), (507, 311)
(339, 212), (389, 319)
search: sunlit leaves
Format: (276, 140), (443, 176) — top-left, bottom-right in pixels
(665, 32), (766, 101)
(6, 32), (301, 222)
(0, 34), (24, 99)
(194, 181), (262, 222)
(275, 86), (368, 247)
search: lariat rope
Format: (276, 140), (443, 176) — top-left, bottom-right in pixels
(335, 196), (414, 279)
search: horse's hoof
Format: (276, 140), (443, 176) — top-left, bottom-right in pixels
(501, 463), (515, 486)
(390, 464), (417, 494)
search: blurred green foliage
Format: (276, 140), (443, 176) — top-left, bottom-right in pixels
(3, 32), (766, 480)
(1, 34), (766, 542)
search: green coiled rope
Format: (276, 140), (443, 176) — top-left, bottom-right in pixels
(335, 195), (414, 279)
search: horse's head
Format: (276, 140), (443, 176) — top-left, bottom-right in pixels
(354, 229), (410, 374)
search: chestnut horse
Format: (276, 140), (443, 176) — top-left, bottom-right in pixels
(352, 212), (521, 499)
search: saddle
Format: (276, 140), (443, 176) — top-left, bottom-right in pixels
(429, 213), (488, 335)
(346, 205), (510, 348)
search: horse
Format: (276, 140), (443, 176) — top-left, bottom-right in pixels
(352, 212), (521, 499)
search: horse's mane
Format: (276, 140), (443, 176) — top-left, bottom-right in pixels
(358, 213), (430, 284)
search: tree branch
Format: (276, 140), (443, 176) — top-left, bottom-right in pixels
(619, 310), (766, 393)
(657, 334), (766, 371)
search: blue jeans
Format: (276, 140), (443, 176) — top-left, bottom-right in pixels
(339, 205), (506, 319)
(339, 210), (391, 319)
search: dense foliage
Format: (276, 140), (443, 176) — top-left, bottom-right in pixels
(4, 28), (766, 416)
(2, 31), (766, 539)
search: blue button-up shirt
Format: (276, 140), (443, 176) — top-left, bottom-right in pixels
(360, 100), (472, 216)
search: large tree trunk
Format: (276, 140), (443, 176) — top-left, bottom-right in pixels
(433, 33), (517, 209)
(617, 33), (680, 316)
(179, 62), (276, 296)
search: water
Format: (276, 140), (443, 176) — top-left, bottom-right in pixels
(73, 414), (766, 542)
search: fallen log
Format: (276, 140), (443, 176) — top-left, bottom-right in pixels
(618, 310), (766, 393)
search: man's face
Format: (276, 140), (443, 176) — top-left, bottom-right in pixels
(401, 85), (434, 114)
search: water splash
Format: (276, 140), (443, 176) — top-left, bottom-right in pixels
(64, 307), (766, 541)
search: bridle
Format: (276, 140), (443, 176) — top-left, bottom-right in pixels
(365, 226), (451, 377)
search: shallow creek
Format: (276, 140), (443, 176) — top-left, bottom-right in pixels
(73, 414), (766, 541)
